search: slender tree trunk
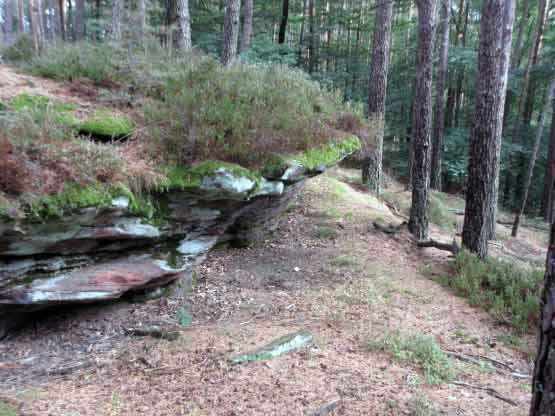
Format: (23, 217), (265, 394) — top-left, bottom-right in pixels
(530, 220), (555, 415)
(512, 76), (555, 237)
(176, 0), (191, 49)
(73, 0), (84, 40)
(221, 0), (241, 66)
(16, 0), (24, 33)
(543, 106), (555, 222)
(485, 0), (516, 241)
(29, 0), (42, 49)
(408, 0), (437, 241)
(445, 0), (465, 128)
(361, 0), (393, 196)
(138, 0), (146, 41)
(3, 0), (14, 42)
(111, 0), (122, 41)
(58, 0), (65, 40)
(430, 0), (451, 191)
(308, 0), (316, 74)
(297, 0), (308, 66)
(278, 0), (288, 44)
(462, 0), (506, 259)
(239, 0), (253, 53)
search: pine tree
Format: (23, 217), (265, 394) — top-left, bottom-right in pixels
(221, 0), (241, 66)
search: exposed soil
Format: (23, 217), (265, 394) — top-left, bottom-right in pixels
(0, 166), (541, 416)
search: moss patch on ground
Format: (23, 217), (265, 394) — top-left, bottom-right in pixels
(78, 112), (134, 140)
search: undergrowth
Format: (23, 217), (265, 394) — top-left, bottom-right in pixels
(368, 331), (454, 385)
(439, 250), (543, 333)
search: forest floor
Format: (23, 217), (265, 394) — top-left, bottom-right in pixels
(0, 166), (544, 416)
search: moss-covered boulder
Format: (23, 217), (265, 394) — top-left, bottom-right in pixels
(78, 112), (134, 141)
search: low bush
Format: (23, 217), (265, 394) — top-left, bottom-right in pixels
(1, 35), (35, 62)
(442, 250), (543, 333)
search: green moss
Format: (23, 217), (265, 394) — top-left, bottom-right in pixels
(0, 401), (17, 416)
(296, 135), (361, 171)
(27, 182), (154, 221)
(9, 93), (77, 126)
(78, 112), (134, 140)
(158, 161), (263, 192)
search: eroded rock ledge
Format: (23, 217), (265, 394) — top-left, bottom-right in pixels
(0, 136), (360, 337)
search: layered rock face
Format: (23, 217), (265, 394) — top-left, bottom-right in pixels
(0, 138), (360, 337)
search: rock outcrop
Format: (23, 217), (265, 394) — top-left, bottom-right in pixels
(0, 136), (361, 337)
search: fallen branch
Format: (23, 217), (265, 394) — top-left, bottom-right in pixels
(443, 350), (530, 379)
(124, 325), (181, 341)
(372, 221), (407, 235)
(452, 381), (518, 406)
(417, 238), (460, 254)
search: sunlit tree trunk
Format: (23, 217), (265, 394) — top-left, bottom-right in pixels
(176, 0), (191, 49)
(221, 0), (240, 66)
(408, 0), (437, 241)
(485, 0), (516, 241)
(430, 0), (451, 191)
(29, 0), (42, 49)
(239, 0), (253, 53)
(462, 0), (508, 258)
(530, 220), (555, 415)
(361, 0), (393, 196)
(512, 76), (555, 237)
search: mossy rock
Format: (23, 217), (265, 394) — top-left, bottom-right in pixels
(78, 112), (134, 141)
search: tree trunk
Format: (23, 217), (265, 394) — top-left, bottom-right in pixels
(29, 0), (42, 49)
(73, 0), (85, 40)
(16, 0), (24, 33)
(512, 76), (555, 237)
(430, 0), (451, 191)
(361, 0), (393, 196)
(408, 0), (437, 241)
(239, 0), (253, 53)
(445, 0), (465, 128)
(176, 0), (191, 50)
(462, 0), (506, 259)
(511, 0), (530, 69)
(58, 0), (65, 40)
(278, 0), (288, 44)
(530, 220), (555, 415)
(221, 0), (241, 66)
(308, 0), (316, 74)
(485, 0), (516, 241)
(297, 0), (308, 66)
(138, 0), (146, 41)
(111, 0), (122, 41)
(543, 105), (555, 222)
(3, 0), (14, 42)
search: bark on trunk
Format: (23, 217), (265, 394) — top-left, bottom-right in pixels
(361, 0), (393, 196)
(3, 0), (14, 42)
(278, 0), (288, 44)
(239, 0), (253, 53)
(308, 0), (316, 74)
(485, 0), (516, 241)
(530, 221), (555, 415)
(512, 76), (555, 237)
(29, 0), (42, 49)
(17, 0), (24, 33)
(408, 0), (437, 241)
(177, 0), (191, 50)
(73, 0), (85, 40)
(58, 0), (65, 40)
(543, 106), (555, 222)
(138, 0), (146, 41)
(221, 0), (241, 66)
(430, 0), (451, 191)
(111, 0), (122, 41)
(462, 0), (506, 259)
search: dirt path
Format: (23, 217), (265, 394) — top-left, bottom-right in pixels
(0, 167), (536, 415)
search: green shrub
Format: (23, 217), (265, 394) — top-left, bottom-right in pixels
(368, 331), (454, 385)
(2, 35), (35, 62)
(27, 42), (121, 83)
(445, 250), (543, 333)
(145, 54), (364, 166)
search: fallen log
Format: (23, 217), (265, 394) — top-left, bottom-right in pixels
(372, 221), (407, 235)
(417, 238), (460, 255)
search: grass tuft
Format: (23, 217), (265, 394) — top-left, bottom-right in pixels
(368, 331), (454, 385)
